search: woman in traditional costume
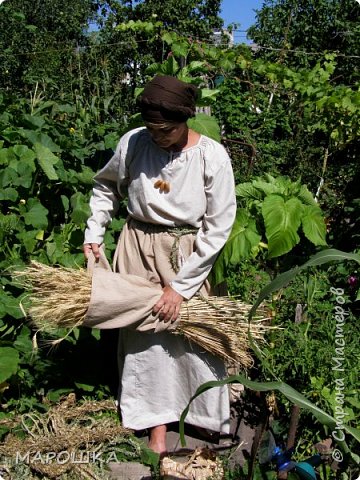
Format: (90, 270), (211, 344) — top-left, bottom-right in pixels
(83, 75), (236, 454)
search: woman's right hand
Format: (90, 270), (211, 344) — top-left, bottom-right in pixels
(83, 243), (101, 261)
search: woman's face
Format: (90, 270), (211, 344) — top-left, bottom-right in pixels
(146, 123), (188, 150)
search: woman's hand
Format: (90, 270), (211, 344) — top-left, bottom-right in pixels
(83, 243), (101, 261)
(153, 285), (184, 323)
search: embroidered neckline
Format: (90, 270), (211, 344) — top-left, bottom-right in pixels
(141, 127), (206, 155)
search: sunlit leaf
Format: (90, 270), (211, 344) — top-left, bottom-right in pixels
(301, 205), (327, 246)
(23, 198), (48, 229)
(187, 113), (220, 141)
(262, 195), (303, 258)
(213, 209), (261, 284)
(34, 142), (59, 180)
(0, 347), (19, 383)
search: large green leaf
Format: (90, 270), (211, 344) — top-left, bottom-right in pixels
(0, 290), (24, 319)
(235, 182), (264, 199)
(179, 374), (359, 449)
(250, 249), (360, 317)
(12, 144), (36, 163)
(252, 178), (279, 196)
(70, 192), (91, 225)
(16, 229), (41, 253)
(22, 114), (46, 130)
(301, 204), (327, 246)
(262, 195), (303, 258)
(34, 142), (59, 180)
(0, 187), (18, 201)
(159, 56), (179, 76)
(297, 185), (318, 206)
(197, 88), (220, 106)
(0, 167), (18, 187)
(0, 347), (20, 383)
(21, 130), (61, 152)
(218, 55), (236, 72)
(171, 41), (189, 58)
(0, 147), (16, 165)
(212, 209), (261, 285)
(187, 61), (206, 72)
(23, 198), (49, 229)
(187, 113), (220, 142)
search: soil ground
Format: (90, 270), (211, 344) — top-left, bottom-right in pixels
(108, 399), (256, 479)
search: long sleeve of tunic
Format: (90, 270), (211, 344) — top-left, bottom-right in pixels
(84, 127), (236, 299)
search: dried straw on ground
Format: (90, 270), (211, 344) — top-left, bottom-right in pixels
(160, 447), (224, 479)
(0, 394), (131, 479)
(15, 262), (272, 368)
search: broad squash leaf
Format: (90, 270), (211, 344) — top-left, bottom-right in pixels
(187, 113), (220, 142)
(297, 184), (318, 206)
(34, 143), (59, 180)
(159, 56), (179, 76)
(301, 204), (327, 246)
(235, 182), (263, 199)
(23, 198), (48, 229)
(212, 209), (261, 285)
(262, 195), (303, 258)
(0, 347), (19, 383)
(70, 192), (91, 225)
(197, 88), (220, 106)
(0, 187), (18, 202)
(12, 144), (36, 162)
(21, 131), (61, 152)
(252, 179), (279, 196)
(16, 230), (41, 253)
(171, 41), (189, 58)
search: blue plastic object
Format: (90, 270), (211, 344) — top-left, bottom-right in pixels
(273, 446), (295, 472)
(294, 461), (317, 480)
(258, 431), (322, 479)
(294, 454), (321, 480)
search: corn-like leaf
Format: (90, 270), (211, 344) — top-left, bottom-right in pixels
(250, 249), (360, 318)
(179, 374), (359, 449)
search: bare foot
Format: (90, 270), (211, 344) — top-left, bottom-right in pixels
(148, 440), (167, 455)
(148, 424), (167, 455)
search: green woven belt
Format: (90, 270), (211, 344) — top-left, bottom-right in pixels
(129, 218), (198, 273)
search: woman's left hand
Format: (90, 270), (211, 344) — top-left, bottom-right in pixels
(153, 286), (184, 323)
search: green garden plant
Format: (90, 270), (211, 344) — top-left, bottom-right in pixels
(213, 174), (327, 284)
(179, 248), (360, 477)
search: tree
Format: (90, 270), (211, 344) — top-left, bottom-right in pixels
(102, 0), (223, 40)
(0, 0), (99, 91)
(247, 0), (359, 83)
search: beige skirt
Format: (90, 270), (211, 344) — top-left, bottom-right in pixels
(114, 218), (230, 433)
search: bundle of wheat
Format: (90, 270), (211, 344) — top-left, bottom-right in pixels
(15, 262), (273, 367)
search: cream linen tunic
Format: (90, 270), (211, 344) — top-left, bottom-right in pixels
(85, 127), (236, 432)
(84, 127), (236, 300)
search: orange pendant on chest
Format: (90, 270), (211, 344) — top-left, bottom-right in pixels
(154, 179), (171, 193)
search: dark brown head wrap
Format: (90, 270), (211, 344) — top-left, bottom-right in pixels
(137, 75), (199, 123)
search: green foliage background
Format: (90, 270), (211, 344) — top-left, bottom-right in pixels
(0, 0), (359, 476)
